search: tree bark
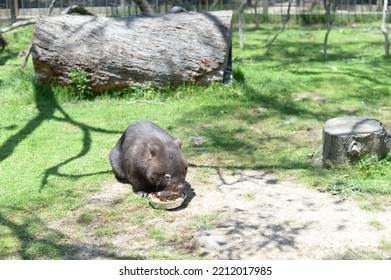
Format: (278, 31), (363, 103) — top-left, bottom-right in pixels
(209, 0), (219, 11)
(322, 117), (390, 166)
(31, 11), (233, 93)
(323, 0), (332, 58)
(377, 0), (383, 11)
(134, 0), (154, 15)
(238, 0), (247, 49)
(262, 0), (269, 17)
(265, 0), (293, 54)
(381, 0), (390, 57)
(61, 5), (95, 16)
(254, 0), (260, 30)
(10, 0), (18, 22)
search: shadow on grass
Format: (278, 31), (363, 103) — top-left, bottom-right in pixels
(0, 83), (121, 190)
(0, 206), (144, 260)
(178, 81), (351, 172)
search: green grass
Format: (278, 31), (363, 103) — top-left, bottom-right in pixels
(1, 22), (390, 259)
(368, 220), (385, 230)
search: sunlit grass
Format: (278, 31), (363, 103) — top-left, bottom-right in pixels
(0, 23), (390, 259)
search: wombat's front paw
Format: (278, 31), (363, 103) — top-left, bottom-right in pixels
(136, 191), (149, 198)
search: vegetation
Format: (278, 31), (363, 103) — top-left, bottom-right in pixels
(0, 22), (390, 259)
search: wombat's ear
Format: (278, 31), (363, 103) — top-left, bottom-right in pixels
(148, 143), (157, 157)
(174, 138), (182, 148)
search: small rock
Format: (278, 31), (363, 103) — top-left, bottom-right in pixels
(189, 136), (208, 146)
(194, 230), (227, 248)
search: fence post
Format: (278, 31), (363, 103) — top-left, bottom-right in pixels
(9, 0), (19, 22)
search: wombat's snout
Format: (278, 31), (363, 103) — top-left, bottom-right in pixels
(168, 184), (184, 193)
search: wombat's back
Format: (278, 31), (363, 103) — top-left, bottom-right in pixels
(124, 120), (174, 142)
(109, 120), (187, 193)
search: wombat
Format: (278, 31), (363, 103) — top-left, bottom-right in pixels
(109, 120), (188, 194)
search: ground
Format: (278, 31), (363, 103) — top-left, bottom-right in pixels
(46, 168), (391, 260)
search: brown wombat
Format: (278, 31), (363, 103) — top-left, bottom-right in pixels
(109, 120), (188, 193)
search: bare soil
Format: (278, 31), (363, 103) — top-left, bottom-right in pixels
(47, 168), (391, 260)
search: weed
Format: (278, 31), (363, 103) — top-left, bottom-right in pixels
(368, 220), (385, 230)
(190, 212), (222, 231)
(354, 155), (391, 179)
(331, 155), (391, 199)
(95, 227), (114, 237)
(148, 227), (166, 241)
(360, 204), (375, 211)
(126, 83), (157, 100)
(77, 212), (96, 225)
(240, 192), (256, 200)
(68, 67), (92, 99)
(379, 240), (391, 252)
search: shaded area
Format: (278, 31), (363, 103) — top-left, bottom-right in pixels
(0, 83), (121, 190)
(184, 169), (387, 260)
(216, 212), (310, 259)
(176, 31), (391, 174)
(0, 206), (144, 260)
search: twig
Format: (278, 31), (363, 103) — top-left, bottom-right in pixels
(47, 0), (58, 15)
(265, 0), (293, 54)
(0, 19), (37, 33)
(19, 0), (57, 69)
(238, 0), (247, 49)
(323, 1), (332, 58)
(19, 2), (94, 69)
(127, 100), (164, 105)
(209, 0), (219, 11)
(21, 43), (32, 69)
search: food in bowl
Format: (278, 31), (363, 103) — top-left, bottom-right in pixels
(149, 193), (182, 202)
(147, 191), (187, 210)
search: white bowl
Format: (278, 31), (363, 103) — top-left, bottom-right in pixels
(147, 191), (187, 210)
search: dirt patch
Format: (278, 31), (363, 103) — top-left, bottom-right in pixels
(47, 168), (391, 260)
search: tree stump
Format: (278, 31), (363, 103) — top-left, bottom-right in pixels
(31, 11), (233, 93)
(322, 116), (390, 166)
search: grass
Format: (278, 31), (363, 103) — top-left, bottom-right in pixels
(368, 220), (385, 230)
(0, 21), (390, 259)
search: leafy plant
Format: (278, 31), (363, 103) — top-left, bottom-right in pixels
(68, 67), (92, 99)
(354, 155), (391, 179)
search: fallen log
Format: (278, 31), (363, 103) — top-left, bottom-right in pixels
(322, 116), (390, 166)
(31, 11), (233, 92)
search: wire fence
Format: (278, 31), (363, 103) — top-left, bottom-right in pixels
(0, 0), (388, 23)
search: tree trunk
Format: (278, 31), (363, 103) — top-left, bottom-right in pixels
(381, 0), (390, 57)
(10, 0), (18, 22)
(254, 0), (260, 30)
(134, 0), (154, 15)
(31, 11), (233, 93)
(263, 0), (269, 17)
(323, 0), (332, 58)
(238, 0), (247, 49)
(209, 0), (219, 10)
(265, 0), (293, 54)
(322, 117), (390, 166)
(377, 0), (383, 11)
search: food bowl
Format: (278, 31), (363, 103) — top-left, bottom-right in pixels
(147, 191), (187, 210)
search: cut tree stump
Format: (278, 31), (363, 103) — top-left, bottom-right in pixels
(322, 116), (390, 166)
(31, 11), (233, 93)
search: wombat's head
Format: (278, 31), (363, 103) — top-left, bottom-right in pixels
(147, 138), (188, 193)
